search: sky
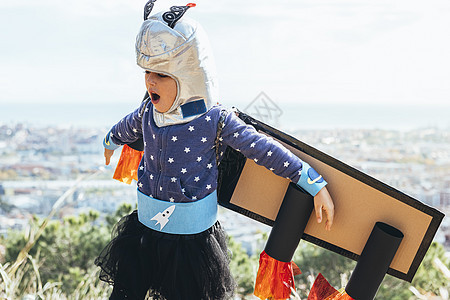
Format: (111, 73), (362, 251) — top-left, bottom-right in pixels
(0, 0), (449, 123)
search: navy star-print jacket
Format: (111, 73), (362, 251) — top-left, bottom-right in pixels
(106, 102), (324, 203)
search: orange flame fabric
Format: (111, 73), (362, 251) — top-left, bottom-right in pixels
(308, 273), (354, 300)
(113, 144), (143, 184)
(254, 251), (300, 300)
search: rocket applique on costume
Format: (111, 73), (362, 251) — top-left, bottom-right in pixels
(151, 205), (176, 230)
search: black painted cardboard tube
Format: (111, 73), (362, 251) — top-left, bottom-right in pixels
(264, 183), (314, 262)
(128, 139), (144, 151)
(346, 222), (404, 300)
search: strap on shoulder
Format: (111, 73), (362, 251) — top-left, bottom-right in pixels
(214, 109), (228, 166)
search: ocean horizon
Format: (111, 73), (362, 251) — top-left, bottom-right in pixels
(1, 101), (448, 131)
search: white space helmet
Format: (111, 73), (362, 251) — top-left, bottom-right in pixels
(136, 2), (218, 127)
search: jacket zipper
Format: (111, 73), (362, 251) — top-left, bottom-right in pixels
(154, 126), (166, 199)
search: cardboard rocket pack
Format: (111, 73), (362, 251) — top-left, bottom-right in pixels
(117, 104), (444, 299)
(217, 109), (444, 283)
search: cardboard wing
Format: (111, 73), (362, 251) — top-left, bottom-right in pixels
(217, 110), (444, 282)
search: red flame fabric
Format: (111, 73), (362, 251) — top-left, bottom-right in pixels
(113, 144), (143, 184)
(254, 251), (300, 300)
(308, 273), (354, 300)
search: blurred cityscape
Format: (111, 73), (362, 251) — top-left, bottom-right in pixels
(0, 122), (449, 256)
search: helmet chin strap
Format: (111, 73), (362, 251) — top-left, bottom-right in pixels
(180, 99), (207, 118)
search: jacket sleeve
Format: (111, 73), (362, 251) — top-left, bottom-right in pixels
(103, 102), (147, 150)
(220, 111), (326, 196)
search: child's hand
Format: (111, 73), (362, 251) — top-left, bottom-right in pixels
(104, 148), (115, 165)
(313, 187), (334, 231)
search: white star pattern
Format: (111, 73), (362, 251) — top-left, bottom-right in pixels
(149, 194), (153, 198)
(110, 133), (114, 137)
(112, 104), (310, 207)
(145, 107), (149, 112)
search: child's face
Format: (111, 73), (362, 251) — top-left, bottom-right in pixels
(145, 71), (177, 113)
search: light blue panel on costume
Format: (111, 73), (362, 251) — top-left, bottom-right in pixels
(103, 131), (121, 150)
(137, 189), (218, 234)
(297, 162), (327, 196)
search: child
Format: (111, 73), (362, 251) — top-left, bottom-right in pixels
(95, 3), (334, 300)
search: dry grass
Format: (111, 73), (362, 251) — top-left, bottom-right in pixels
(0, 171), (112, 299)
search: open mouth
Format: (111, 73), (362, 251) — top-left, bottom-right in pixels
(150, 92), (160, 103)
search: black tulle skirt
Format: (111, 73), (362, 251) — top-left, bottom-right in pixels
(95, 211), (236, 300)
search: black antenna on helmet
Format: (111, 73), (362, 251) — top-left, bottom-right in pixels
(162, 3), (196, 28)
(144, 0), (157, 20)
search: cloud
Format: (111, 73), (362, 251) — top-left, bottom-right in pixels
(1, 0), (449, 106)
